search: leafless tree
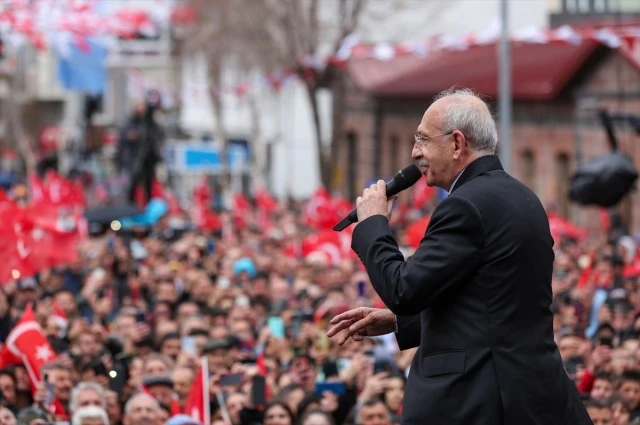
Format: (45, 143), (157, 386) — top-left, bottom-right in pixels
(0, 57), (36, 175)
(181, 0), (365, 191)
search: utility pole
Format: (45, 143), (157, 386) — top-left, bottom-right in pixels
(498, 0), (511, 173)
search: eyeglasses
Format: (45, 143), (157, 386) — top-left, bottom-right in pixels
(414, 131), (453, 146)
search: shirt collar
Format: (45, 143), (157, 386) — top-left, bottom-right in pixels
(448, 169), (466, 195)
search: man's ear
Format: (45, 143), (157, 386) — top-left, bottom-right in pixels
(451, 130), (466, 159)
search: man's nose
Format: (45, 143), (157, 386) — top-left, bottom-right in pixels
(411, 145), (421, 160)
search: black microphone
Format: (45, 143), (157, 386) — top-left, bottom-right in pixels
(333, 164), (423, 232)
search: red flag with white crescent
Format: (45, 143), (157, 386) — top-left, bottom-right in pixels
(184, 357), (210, 425)
(0, 303), (66, 421)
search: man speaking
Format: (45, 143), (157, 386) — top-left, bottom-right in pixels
(327, 89), (593, 425)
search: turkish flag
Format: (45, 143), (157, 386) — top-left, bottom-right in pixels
(255, 188), (277, 214)
(304, 188), (338, 230)
(302, 230), (345, 266)
(12, 206), (79, 270)
(0, 213), (42, 283)
(0, 304), (57, 391)
(405, 216), (431, 249)
(184, 357), (210, 425)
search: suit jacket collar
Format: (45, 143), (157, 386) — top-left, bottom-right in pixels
(450, 155), (503, 194)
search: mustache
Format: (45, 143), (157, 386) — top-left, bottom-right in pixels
(419, 160), (428, 168)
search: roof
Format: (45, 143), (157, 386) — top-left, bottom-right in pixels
(347, 41), (603, 101)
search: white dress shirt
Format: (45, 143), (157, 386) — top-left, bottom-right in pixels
(448, 169), (466, 195)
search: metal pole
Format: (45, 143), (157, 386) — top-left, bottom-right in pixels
(498, 0), (512, 173)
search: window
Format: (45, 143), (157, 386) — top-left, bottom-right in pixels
(556, 153), (570, 217)
(559, 0), (640, 13)
(346, 132), (358, 200)
(521, 149), (536, 192)
(389, 135), (399, 177)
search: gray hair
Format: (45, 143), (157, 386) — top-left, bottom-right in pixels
(124, 393), (160, 416)
(71, 406), (109, 425)
(70, 382), (107, 413)
(433, 87), (498, 154)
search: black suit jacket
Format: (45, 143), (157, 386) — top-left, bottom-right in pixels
(351, 156), (593, 425)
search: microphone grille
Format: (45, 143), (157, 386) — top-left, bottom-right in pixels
(399, 164), (423, 187)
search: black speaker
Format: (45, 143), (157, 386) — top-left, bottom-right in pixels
(569, 152), (638, 207)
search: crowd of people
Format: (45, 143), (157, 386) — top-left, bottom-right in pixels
(553, 229), (640, 425)
(0, 172), (639, 425)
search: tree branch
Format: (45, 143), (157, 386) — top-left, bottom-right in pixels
(307, 0), (320, 54)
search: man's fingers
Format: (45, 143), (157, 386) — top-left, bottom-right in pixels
(337, 329), (353, 346)
(377, 179), (386, 194)
(356, 196), (363, 206)
(386, 195), (398, 216)
(352, 333), (365, 342)
(329, 310), (358, 324)
(349, 314), (375, 334)
(337, 326), (365, 345)
(326, 319), (355, 337)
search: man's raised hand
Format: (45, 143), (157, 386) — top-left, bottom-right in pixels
(326, 307), (396, 346)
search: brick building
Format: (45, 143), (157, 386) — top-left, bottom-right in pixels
(336, 32), (640, 233)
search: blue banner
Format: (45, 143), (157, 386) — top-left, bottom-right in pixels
(57, 38), (107, 95)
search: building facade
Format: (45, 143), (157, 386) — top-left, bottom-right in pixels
(337, 40), (640, 232)
(177, 0), (550, 199)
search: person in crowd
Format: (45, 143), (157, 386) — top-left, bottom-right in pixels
(609, 394), (631, 425)
(71, 407), (109, 425)
(122, 394), (160, 425)
(381, 374), (404, 423)
(262, 400), (295, 425)
(16, 407), (50, 425)
(618, 370), (640, 421)
(356, 398), (391, 425)
(299, 409), (335, 425)
(592, 373), (616, 401)
(585, 399), (614, 425)
(0, 370), (17, 414)
(0, 407), (16, 425)
(69, 382), (107, 414)
(40, 362), (74, 413)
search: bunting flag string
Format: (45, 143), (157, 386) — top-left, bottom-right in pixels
(0, 0), (638, 101)
(173, 24), (640, 101)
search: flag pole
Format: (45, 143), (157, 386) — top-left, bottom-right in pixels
(202, 357), (210, 425)
(498, 0), (512, 173)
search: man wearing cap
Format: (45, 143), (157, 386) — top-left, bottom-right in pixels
(142, 377), (175, 412)
(202, 338), (232, 371)
(15, 278), (39, 307)
(232, 258), (257, 282)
